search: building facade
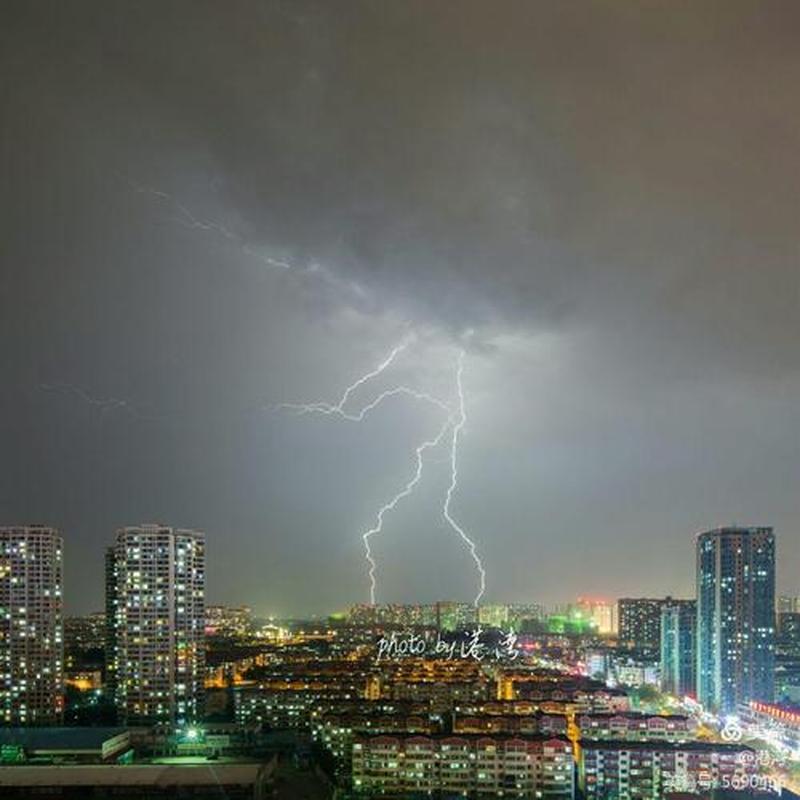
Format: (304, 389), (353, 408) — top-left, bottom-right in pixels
(778, 611), (800, 649)
(204, 605), (252, 638)
(617, 598), (666, 650)
(660, 599), (696, 698)
(778, 596), (800, 615)
(576, 598), (617, 635)
(506, 604), (547, 632)
(576, 712), (695, 742)
(436, 601), (478, 632)
(579, 740), (760, 798)
(741, 701), (800, 755)
(104, 546), (119, 701)
(696, 526), (775, 713)
(776, 610), (800, 703)
(0, 526), (64, 725)
(352, 734), (574, 798)
(478, 604), (510, 628)
(106, 525), (205, 726)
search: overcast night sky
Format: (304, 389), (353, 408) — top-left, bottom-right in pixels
(2, 1), (799, 615)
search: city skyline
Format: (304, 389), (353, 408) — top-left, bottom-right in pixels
(0, 518), (792, 618)
(2, 519), (797, 797)
(1, 518), (792, 621)
(3, 3), (800, 797)
(3, 2), (800, 615)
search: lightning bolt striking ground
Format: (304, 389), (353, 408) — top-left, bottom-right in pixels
(279, 339), (451, 602)
(113, 169), (488, 602)
(442, 351), (486, 606)
(279, 340), (487, 606)
(362, 415), (453, 604)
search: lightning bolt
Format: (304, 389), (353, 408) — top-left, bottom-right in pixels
(120, 174), (293, 271)
(278, 385), (450, 421)
(442, 351), (486, 606)
(362, 415), (453, 604)
(275, 337), (450, 420)
(39, 382), (151, 420)
(114, 170), (489, 602)
(117, 170), (378, 313)
(279, 340), (487, 607)
(279, 338), (453, 602)
(277, 338), (408, 416)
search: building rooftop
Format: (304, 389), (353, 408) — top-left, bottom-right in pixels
(0, 762), (269, 788)
(354, 732), (572, 744)
(577, 712), (689, 720)
(0, 728), (127, 751)
(579, 739), (754, 753)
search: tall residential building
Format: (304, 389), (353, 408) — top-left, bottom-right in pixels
(0, 526), (64, 724)
(106, 525), (205, 726)
(660, 599), (696, 698)
(617, 598), (667, 650)
(104, 546), (119, 700)
(696, 526), (775, 714)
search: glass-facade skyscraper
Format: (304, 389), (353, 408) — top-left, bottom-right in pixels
(660, 599), (696, 698)
(696, 526), (775, 714)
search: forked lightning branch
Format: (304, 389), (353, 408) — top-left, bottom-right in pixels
(280, 338), (486, 606)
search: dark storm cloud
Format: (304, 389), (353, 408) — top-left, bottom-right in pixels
(2, 1), (799, 612)
(7, 0), (800, 350)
